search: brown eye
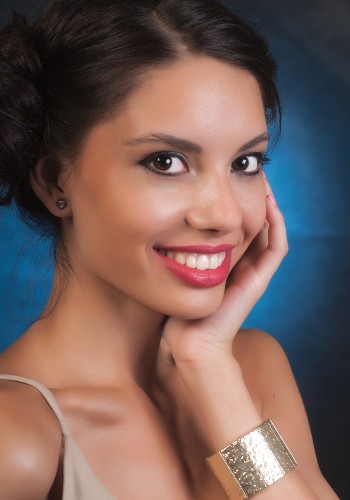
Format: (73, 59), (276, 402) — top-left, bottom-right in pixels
(153, 154), (174, 171)
(233, 154), (261, 174)
(140, 152), (187, 175)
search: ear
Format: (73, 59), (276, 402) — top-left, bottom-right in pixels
(30, 156), (73, 217)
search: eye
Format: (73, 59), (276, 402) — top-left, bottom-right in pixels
(139, 152), (187, 176)
(232, 153), (268, 175)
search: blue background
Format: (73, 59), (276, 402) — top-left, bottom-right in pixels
(1, 0), (349, 497)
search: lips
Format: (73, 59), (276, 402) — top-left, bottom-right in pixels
(154, 244), (234, 288)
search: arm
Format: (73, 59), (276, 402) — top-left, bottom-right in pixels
(0, 381), (62, 500)
(256, 331), (337, 498)
(164, 195), (338, 499)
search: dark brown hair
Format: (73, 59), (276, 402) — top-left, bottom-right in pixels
(0, 0), (280, 238)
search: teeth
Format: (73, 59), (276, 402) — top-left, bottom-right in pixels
(162, 250), (226, 270)
(186, 255), (197, 268)
(197, 254), (209, 270)
(175, 253), (186, 265)
(209, 254), (219, 269)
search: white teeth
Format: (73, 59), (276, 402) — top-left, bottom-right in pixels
(186, 255), (197, 268)
(163, 250), (226, 270)
(209, 254), (219, 269)
(175, 252), (186, 265)
(197, 254), (209, 270)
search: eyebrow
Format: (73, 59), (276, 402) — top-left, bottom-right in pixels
(238, 132), (270, 153)
(123, 132), (270, 154)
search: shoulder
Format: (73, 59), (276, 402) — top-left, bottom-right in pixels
(233, 328), (298, 394)
(232, 329), (288, 408)
(0, 379), (62, 499)
(234, 329), (337, 497)
(233, 327), (283, 359)
(233, 328), (304, 427)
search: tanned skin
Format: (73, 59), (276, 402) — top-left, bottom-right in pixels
(0, 57), (338, 499)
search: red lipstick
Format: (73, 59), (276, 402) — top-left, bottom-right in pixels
(154, 245), (234, 288)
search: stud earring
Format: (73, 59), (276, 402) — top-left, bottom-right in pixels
(57, 199), (67, 210)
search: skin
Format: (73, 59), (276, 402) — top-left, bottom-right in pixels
(0, 57), (338, 499)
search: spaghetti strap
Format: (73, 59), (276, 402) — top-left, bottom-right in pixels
(0, 374), (116, 499)
(0, 374), (71, 434)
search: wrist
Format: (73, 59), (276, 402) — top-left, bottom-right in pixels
(174, 351), (242, 376)
(175, 353), (246, 403)
(206, 420), (298, 499)
(169, 337), (236, 368)
(175, 356), (263, 451)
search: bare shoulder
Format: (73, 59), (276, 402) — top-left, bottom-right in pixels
(233, 327), (284, 361)
(233, 328), (310, 443)
(232, 328), (286, 411)
(233, 329), (338, 498)
(0, 380), (62, 500)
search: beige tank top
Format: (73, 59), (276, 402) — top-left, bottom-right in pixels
(0, 374), (116, 499)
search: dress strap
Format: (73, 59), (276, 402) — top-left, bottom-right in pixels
(0, 374), (71, 435)
(0, 374), (116, 499)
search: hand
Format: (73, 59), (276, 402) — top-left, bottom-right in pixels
(163, 192), (288, 366)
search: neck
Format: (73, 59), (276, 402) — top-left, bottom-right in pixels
(35, 268), (166, 393)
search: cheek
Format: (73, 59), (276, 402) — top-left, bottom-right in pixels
(108, 187), (185, 242)
(70, 176), (186, 264)
(238, 181), (267, 238)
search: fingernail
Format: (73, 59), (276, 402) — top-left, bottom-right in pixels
(267, 193), (277, 206)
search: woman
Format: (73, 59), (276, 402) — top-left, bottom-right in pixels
(0, 0), (338, 498)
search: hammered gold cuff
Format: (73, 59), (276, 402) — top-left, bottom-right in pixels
(206, 420), (297, 499)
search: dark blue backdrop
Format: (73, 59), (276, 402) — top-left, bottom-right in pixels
(1, 0), (349, 497)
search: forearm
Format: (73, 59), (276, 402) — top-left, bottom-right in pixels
(176, 357), (320, 499)
(177, 357), (262, 450)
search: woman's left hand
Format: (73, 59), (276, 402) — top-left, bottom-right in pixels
(163, 192), (288, 367)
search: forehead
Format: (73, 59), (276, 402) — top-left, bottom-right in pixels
(114, 56), (267, 148)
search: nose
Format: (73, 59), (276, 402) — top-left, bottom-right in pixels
(185, 173), (243, 233)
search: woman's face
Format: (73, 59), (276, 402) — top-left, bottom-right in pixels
(62, 56), (269, 319)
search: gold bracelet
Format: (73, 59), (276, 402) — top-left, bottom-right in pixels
(206, 420), (297, 499)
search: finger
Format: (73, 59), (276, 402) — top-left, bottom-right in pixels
(216, 195), (288, 327)
(237, 185), (272, 262)
(246, 194), (288, 281)
(229, 192), (284, 284)
(261, 170), (273, 196)
(166, 193), (288, 350)
(245, 220), (269, 259)
(265, 194), (288, 256)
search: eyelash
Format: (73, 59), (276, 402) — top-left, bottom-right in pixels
(139, 151), (186, 177)
(234, 152), (271, 177)
(138, 150), (271, 177)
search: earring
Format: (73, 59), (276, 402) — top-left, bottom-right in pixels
(57, 199), (67, 210)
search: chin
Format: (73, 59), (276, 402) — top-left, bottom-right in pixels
(157, 286), (225, 320)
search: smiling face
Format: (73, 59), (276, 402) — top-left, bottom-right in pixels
(60, 56), (269, 319)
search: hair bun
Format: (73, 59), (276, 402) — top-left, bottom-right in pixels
(0, 11), (45, 207)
